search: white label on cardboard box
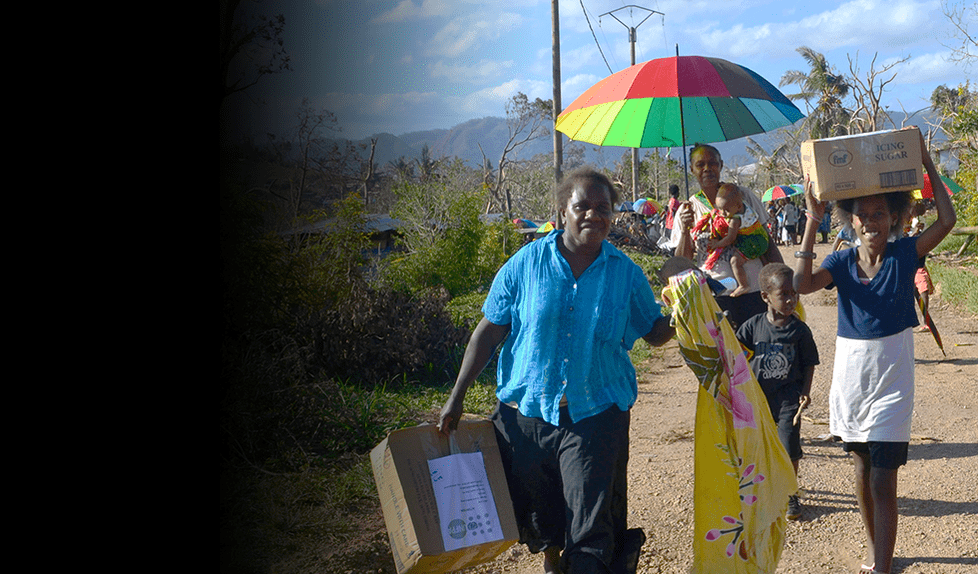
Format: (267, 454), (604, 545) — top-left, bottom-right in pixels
(428, 452), (504, 552)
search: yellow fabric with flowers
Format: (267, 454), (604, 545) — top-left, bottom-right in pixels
(663, 269), (796, 573)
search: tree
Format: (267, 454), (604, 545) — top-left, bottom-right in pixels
(386, 156), (416, 181)
(942, 0), (977, 67)
(285, 100), (341, 220)
(930, 83), (977, 156)
(481, 92), (553, 218)
(219, 0), (292, 108)
(742, 130), (805, 190)
(779, 47), (852, 138)
(847, 52), (908, 134)
(415, 144), (440, 182)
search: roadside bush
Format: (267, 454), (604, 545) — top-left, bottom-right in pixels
(223, 285), (470, 469)
(951, 151), (976, 227)
(382, 181), (520, 297)
(308, 286), (470, 386)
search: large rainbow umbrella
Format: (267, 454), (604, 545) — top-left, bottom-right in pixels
(555, 55), (805, 150)
(912, 172), (963, 200)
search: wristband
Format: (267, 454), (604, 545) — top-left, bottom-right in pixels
(794, 251), (816, 259)
(805, 213), (822, 223)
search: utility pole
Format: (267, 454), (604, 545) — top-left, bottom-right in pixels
(600, 5), (663, 202)
(552, 0), (563, 228)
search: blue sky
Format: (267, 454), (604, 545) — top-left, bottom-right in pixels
(227, 0), (973, 141)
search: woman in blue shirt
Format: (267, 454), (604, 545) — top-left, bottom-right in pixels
(439, 168), (674, 574)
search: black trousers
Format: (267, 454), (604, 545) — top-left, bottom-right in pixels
(491, 402), (630, 572)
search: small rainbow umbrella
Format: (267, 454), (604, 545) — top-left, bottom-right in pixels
(633, 197), (661, 215)
(555, 55), (804, 150)
(761, 184), (803, 203)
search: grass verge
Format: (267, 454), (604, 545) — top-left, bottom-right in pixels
(927, 260), (978, 316)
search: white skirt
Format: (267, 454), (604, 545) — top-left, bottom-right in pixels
(830, 328), (914, 442)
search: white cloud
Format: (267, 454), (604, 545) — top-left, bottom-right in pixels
(371, 0), (451, 23)
(888, 51), (959, 84)
(325, 91), (439, 117)
(428, 12), (523, 58)
(452, 79), (551, 115)
(693, 0), (942, 59)
(431, 59), (514, 81)
(561, 73), (603, 104)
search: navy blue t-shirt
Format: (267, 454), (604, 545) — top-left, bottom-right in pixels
(821, 236), (920, 339)
(736, 313), (819, 397)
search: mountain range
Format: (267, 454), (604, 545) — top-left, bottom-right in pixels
(344, 109), (948, 174)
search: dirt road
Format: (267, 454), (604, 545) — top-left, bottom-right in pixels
(476, 241), (978, 574)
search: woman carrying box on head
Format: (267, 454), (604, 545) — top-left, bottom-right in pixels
(793, 130), (955, 574)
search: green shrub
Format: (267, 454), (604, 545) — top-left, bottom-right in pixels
(383, 182), (520, 297)
(445, 291), (489, 329)
(950, 151), (976, 227)
(928, 261), (978, 316)
(308, 286), (470, 386)
(221, 190), (371, 334)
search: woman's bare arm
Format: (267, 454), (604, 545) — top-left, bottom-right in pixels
(914, 130), (957, 257)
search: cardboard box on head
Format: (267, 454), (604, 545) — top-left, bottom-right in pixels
(801, 127), (922, 201)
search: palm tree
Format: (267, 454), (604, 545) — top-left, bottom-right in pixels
(780, 46), (852, 139)
(415, 143), (440, 182)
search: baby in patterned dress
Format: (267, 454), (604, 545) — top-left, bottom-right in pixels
(692, 183), (771, 297)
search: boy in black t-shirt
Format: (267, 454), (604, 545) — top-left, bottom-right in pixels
(736, 263), (819, 521)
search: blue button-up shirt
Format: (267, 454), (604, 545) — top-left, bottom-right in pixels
(482, 230), (664, 425)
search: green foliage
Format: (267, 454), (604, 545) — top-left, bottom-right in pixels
(934, 233), (977, 258)
(384, 180), (520, 297)
(929, 260), (978, 316)
(310, 286), (470, 386)
(462, 380), (499, 416)
(780, 46), (851, 138)
(446, 291), (489, 329)
(621, 247), (669, 293)
(951, 151), (977, 227)
(296, 196), (371, 306)
(221, 188), (370, 334)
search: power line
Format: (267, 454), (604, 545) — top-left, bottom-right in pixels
(580, 0), (614, 75)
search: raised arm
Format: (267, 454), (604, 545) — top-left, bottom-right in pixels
(914, 130), (957, 257)
(794, 181), (834, 294)
(438, 317), (510, 434)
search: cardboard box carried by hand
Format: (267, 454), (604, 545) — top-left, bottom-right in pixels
(371, 420), (518, 574)
(801, 127), (922, 201)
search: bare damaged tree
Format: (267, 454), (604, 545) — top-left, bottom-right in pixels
(361, 138), (377, 208)
(482, 93), (553, 218)
(219, 0), (292, 108)
(942, 0), (977, 67)
(288, 100), (341, 220)
(847, 52), (908, 134)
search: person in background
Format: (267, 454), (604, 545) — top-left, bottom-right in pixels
(817, 202), (833, 243)
(440, 167), (674, 574)
(665, 184), (681, 233)
(782, 198), (800, 245)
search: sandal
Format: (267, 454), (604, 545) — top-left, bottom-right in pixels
(858, 564), (875, 574)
